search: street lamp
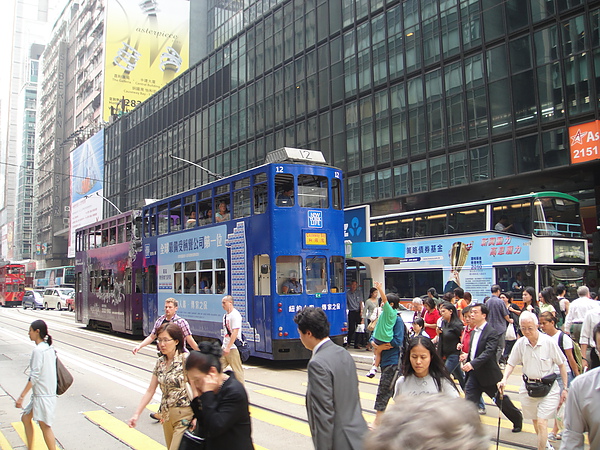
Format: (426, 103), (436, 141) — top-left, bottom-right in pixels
(84, 192), (123, 214)
(169, 154), (223, 180)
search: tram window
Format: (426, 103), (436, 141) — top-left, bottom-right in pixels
(331, 178), (342, 210)
(134, 268), (142, 293)
(305, 256), (327, 294)
(109, 226), (117, 245)
(125, 269), (132, 295)
(233, 188), (251, 219)
(185, 205), (197, 229)
(170, 200), (183, 231)
(298, 175), (329, 208)
(76, 272), (82, 293)
(101, 229), (109, 246)
(277, 256), (303, 294)
(215, 259), (226, 294)
(329, 256), (345, 293)
(185, 262), (197, 294)
(254, 182), (268, 214)
(492, 200), (531, 236)
(198, 199), (213, 224)
(148, 266), (157, 294)
(117, 223), (125, 243)
(215, 196), (230, 222)
(275, 173), (295, 207)
(200, 259), (213, 293)
(448, 208), (486, 234)
(158, 204), (169, 234)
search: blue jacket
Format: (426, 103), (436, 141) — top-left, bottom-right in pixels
(379, 314), (405, 368)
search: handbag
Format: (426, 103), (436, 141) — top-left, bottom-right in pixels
(56, 354), (73, 395)
(355, 323), (365, 333)
(178, 429), (205, 450)
(367, 317), (377, 332)
(234, 338), (251, 362)
(522, 373), (557, 398)
(505, 323), (517, 341)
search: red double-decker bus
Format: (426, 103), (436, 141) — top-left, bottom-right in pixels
(0, 264), (26, 307)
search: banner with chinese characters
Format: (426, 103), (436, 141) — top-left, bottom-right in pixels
(569, 120), (600, 164)
(399, 233), (531, 302)
(102, 0), (190, 121)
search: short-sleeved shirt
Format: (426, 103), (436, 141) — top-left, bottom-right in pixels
(153, 352), (191, 419)
(394, 374), (459, 398)
(423, 308), (440, 339)
(151, 314), (192, 339)
(282, 279), (302, 294)
(507, 333), (566, 380)
(540, 303), (556, 314)
(485, 295), (509, 334)
(223, 308), (242, 348)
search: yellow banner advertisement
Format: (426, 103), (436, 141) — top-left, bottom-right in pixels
(103, 0), (190, 121)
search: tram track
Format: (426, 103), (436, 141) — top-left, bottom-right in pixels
(2, 307), (534, 449)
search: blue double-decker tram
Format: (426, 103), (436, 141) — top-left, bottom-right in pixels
(142, 149), (346, 360)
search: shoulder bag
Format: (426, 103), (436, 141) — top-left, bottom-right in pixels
(522, 373), (557, 398)
(178, 429), (205, 450)
(56, 353), (73, 395)
(224, 314), (251, 362)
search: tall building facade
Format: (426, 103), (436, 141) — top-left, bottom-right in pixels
(35, 0), (106, 267)
(0, 0), (59, 261)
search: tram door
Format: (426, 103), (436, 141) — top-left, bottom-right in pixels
(253, 255), (272, 353)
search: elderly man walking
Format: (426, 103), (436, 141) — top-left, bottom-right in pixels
(564, 286), (599, 344)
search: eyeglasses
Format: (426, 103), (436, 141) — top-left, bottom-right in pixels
(157, 338), (174, 343)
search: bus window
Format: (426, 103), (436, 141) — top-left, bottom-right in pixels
(331, 178), (342, 210)
(492, 200), (531, 235)
(215, 196), (230, 222)
(275, 173), (295, 207)
(215, 259), (226, 294)
(330, 256), (345, 293)
(298, 175), (329, 208)
(306, 256), (327, 294)
(254, 182), (268, 214)
(277, 256), (303, 294)
(539, 266), (585, 300)
(448, 208), (486, 234)
(533, 197), (583, 238)
(495, 266), (532, 300)
(234, 188), (251, 219)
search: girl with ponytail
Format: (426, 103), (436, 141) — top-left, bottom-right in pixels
(16, 320), (58, 449)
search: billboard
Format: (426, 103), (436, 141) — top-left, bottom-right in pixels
(69, 130), (105, 258)
(569, 120), (600, 164)
(102, 0), (190, 121)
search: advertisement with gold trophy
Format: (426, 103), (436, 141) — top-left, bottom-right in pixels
(102, 0), (190, 121)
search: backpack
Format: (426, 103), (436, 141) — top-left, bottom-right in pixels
(558, 331), (583, 375)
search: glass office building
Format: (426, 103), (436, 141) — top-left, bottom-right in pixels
(105, 0), (600, 220)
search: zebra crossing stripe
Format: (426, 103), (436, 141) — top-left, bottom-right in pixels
(249, 406), (311, 437)
(0, 430), (13, 450)
(84, 410), (166, 450)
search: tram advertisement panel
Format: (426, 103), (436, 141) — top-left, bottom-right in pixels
(400, 234), (531, 301)
(157, 226), (228, 322)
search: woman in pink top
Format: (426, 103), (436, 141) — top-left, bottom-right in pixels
(423, 298), (440, 339)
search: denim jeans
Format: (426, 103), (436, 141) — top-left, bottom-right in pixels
(445, 353), (465, 390)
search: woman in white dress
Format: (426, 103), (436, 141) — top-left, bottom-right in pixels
(15, 319), (58, 450)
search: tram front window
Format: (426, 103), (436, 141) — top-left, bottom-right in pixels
(277, 256), (303, 294)
(298, 175), (329, 208)
(305, 256), (327, 294)
(533, 197), (583, 238)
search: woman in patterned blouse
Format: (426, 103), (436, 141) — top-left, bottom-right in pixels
(128, 323), (193, 450)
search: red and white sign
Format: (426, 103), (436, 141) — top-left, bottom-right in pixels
(569, 120), (600, 164)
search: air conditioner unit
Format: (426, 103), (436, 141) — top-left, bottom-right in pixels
(63, 218), (70, 226)
(64, 206), (71, 212)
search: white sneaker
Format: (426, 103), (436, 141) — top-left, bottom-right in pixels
(366, 366), (377, 378)
(546, 441), (555, 450)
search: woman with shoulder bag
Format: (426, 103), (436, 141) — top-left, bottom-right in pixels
(498, 312), (568, 450)
(182, 341), (253, 450)
(15, 320), (58, 450)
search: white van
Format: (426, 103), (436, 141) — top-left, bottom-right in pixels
(43, 288), (75, 310)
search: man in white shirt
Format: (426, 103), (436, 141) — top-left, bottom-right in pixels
(564, 286), (600, 343)
(221, 295), (245, 385)
(579, 307), (600, 370)
(560, 323), (600, 450)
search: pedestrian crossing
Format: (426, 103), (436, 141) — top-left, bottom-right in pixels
(0, 388), (565, 450)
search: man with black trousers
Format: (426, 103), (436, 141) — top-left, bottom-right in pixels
(461, 303), (523, 433)
(346, 280), (364, 348)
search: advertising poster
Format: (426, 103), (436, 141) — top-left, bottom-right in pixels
(157, 226), (228, 322)
(68, 130), (105, 258)
(399, 234), (532, 302)
(102, 0), (190, 121)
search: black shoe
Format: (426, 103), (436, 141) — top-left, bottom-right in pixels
(150, 412), (161, 422)
(512, 424), (522, 433)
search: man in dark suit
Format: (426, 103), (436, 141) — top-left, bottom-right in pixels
(295, 307), (368, 450)
(461, 303), (523, 432)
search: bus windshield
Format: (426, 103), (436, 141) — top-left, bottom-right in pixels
(533, 197), (583, 238)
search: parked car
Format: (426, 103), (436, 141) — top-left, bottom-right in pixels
(66, 290), (75, 312)
(43, 288), (75, 310)
(22, 289), (44, 310)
